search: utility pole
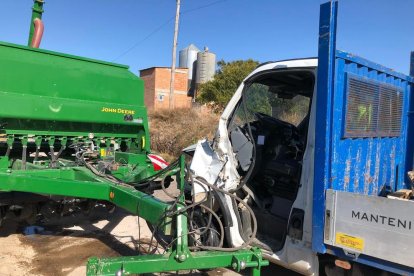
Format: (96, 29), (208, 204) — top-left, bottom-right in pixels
(169, 0), (181, 109)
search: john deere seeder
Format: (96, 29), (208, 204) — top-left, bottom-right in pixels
(0, 1), (268, 275)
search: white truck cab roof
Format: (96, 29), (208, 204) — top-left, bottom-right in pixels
(246, 58), (318, 80)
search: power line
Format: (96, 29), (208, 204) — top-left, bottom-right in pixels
(112, 0), (227, 62)
(112, 17), (174, 62)
(181, 0), (226, 15)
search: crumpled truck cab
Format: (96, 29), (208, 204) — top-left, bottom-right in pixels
(190, 58), (319, 274)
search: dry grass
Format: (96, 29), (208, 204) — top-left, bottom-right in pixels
(148, 108), (219, 161)
(278, 112), (306, 127)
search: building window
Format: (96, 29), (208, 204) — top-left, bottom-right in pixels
(344, 74), (403, 138)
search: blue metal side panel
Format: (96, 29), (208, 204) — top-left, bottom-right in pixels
(318, 54), (413, 273)
(330, 57), (411, 195)
(312, 0), (338, 254)
(336, 51), (413, 82)
(313, 0), (414, 258)
(408, 52), (414, 177)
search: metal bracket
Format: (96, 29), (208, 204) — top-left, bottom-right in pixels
(21, 136), (28, 170)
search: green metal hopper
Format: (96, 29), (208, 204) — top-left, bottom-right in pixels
(0, 41), (149, 147)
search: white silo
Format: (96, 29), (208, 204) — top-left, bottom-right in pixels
(179, 44), (200, 85)
(195, 47), (216, 85)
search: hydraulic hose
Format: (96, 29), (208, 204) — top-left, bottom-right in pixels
(31, 18), (44, 48)
(190, 177), (258, 252)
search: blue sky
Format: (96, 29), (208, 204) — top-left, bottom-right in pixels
(2, 0), (413, 75)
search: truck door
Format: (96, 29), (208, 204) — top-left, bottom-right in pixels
(312, 0), (414, 271)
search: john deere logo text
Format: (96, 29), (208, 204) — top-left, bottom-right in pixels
(101, 107), (135, 115)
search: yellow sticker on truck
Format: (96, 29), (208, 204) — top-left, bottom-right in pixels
(335, 232), (364, 251)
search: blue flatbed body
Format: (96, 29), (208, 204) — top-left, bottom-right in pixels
(312, 1), (414, 274)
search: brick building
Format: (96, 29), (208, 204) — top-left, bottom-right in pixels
(139, 67), (191, 110)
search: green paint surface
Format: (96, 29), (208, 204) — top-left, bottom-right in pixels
(0, 41), (149, 148)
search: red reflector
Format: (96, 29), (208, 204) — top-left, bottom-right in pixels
(335, 259), (351, 270)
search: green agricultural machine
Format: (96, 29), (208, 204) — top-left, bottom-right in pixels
(0, 1), (267, 275)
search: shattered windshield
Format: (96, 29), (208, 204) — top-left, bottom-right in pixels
(230, 82), (311, 130)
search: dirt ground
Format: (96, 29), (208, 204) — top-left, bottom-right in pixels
(0, 211), (145, 276)
(0, 212), (299, 276)
(0, 187), (298, 276)
(0, 205), (250, 276)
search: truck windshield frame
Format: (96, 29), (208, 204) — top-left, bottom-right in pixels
(227, 69), (315, 173)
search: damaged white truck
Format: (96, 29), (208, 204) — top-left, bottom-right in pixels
(188, 1), (414, 275)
